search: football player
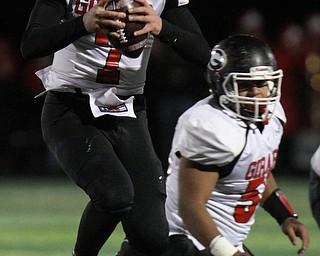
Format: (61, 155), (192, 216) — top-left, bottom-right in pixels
(20, 0), (210, 256)
(309, 144), (320, 228)
(163, 34), (310, 256)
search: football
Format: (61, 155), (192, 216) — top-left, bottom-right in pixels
(106, 0), (147, 58)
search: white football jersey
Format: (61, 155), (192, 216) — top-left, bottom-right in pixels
(165, 95), (286, 251)
(36, 0), (188, 116)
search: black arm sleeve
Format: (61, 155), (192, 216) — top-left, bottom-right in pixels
(20, 0), (89, 60)
(263, 188), (298, 225)
(158, 5), (211, 68)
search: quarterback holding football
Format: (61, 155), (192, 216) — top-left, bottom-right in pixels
(164, 34), (310, 256)
(20, 0), (210, 256)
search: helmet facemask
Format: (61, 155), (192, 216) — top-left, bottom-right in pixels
(219, 66), (283, 122)
(206, 34), (283, 123)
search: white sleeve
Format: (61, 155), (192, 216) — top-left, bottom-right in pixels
(178, 109), (246, 167)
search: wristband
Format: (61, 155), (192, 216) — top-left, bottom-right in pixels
(263, 188), (298, 225)
(209, 235), (238, 256)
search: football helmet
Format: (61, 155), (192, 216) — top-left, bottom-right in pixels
(206, 34), (283, 122)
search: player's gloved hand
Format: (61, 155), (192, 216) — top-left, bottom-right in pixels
(281, 217), (310, 254)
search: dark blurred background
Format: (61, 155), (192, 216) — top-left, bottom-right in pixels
(1, 0), (320, 177)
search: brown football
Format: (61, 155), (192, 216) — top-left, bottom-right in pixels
(106, 0), (147, 58)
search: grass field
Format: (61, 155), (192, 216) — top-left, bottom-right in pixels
(0, 174), (319, 256)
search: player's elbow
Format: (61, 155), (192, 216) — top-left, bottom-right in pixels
(20, 30), (45, 60)
(20, 44), (30, 60)
(20, 37), (37, 60)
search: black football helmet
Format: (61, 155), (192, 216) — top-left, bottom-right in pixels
(206, 34), (283, 122)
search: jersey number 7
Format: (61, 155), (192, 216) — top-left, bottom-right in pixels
(95, 31), (121, 84)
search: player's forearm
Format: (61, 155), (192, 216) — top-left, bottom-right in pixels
(262, 174), (298, 225)
(158, 20), (210, 67)
(260, 173), (278, 205)
(179, 202), (219, 248)
(180, 203), (240, 256)
(158, 6), (211, 67)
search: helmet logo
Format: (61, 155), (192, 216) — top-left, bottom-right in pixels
(209, 49), (226, 70)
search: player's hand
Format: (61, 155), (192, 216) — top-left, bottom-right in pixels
(281, 217), (310, 254)
(127, 0), (162, 36)
(83, 0), (126, 33)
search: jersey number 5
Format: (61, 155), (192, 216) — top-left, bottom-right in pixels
(234, 177), (265, 223)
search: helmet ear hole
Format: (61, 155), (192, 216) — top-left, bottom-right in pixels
(207, 48), (227, 97)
